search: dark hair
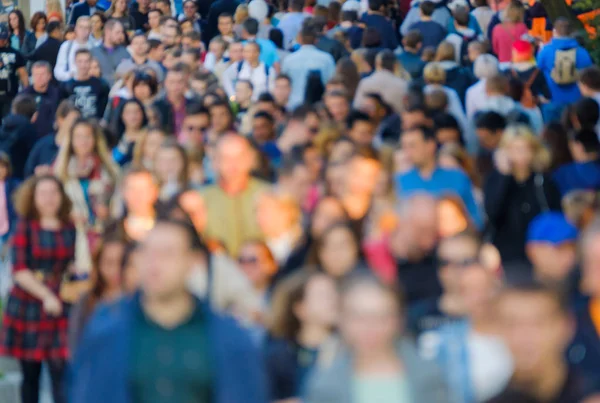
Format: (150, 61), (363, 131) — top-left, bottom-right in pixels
(542, 122), (573, 171)
(291, 104), (317, 121)
(8, 10), (26, 45)
(336, 57), (360, 98)
(377, 49), (396, 71)
(243, 17), (259, 36)
(579, 66), (600, 91)
(420, 1), (436, 16)
(91, 10), (107, 26)
(453, 6), (470, 26)
(276, 73), (291, 84)
(253, 110), (275, 124)
(474, 111), (506, 132)
(148, 8), (163, 17)
(362, 27), (382, 48)
(257, 92), (276, 104)
(153, 218), (207, 252)
(300, 19), (318, 45)
(156, 139), (190, 186)
(46, 20), (61, 34)
(508, 76), (524, 102)
(571, 128), (600, 154)
(554, 17), (571, 37)
(403, 29), (423, 49)
(183, 30), (201, 42)
(269, 28), (284, 49)
(209, 99), (234, 121)
(148, 38), (163, 50)
(185, 102), (209, 117)
(30, 11), (47, 32)
(346, 109), (372, 129)
(132, 71), (159, 97)
(86, 236), (126, 315)
(341, 10), (358, 22)
(116, 98), (149, 137)
(328, 1), (341, 24)
(290, 0), (305, 12)
(75, 47), (92, 58)
(12, 94), (37, 119)
(368, 0), (384, 11)
(407, 124), (436, 142)
(218, 12), (233, 20)
(574, 97), (600, 129)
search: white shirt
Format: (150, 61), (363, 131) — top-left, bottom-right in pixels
(53, 39), (91, 82)
(222, 61), (276, 101)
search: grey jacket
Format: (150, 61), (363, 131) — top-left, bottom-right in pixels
(90, 44), (131, 86)
(304, 338), (450, 403)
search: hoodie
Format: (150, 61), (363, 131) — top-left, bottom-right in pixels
(438, 60), (476, 108)
(537, 37), (593, 105)
(400, 0), (452, 36)
(22, 84), (62, 138)
(0, 114), (37, 179)
(445, 27), (478, 65)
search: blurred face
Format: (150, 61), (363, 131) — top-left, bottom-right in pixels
(238, 243), (277, 290)
(341, 284), (400, 355)
(9, 13), (18, 30)
(182, 114), (209, 148)
(497, 292), (571, 376)
(218, 16), (233, 36)
(76, 19), (91, 41)
(583, 234), (600, 296)
(123, 173), (159, 214)
(155, 147), (184, 183)
(296, 275), (339, 328)
(215, 137), (253, 183)
(162, 27), (178, 46)
(35, 179), (63, 218)
(210, 105), (232, 133)
(476, 128), (500, 151)
(348, 120), (375, 147)
(115, 0), (126, 13)
(184, 1), (196, 17)
(131, 35), (148, 56)
(122, 102), (144, 130)
(139, 224), (193, 299)
(209, 41), (226, 60)
(35, 17), (47, 33)
(148, 11), (161, 29)
(436, 128), (461, 145)
(89, 59), (101, 78)
(506, 138), (534, 171)
(90, 14), (103, 32)
(235, 81), (253, 104)
(257, 195), (294, 237)
(437, 236), (480, 293)
(180, 21), (194, 34)
(71, 124), (95, 157)
(459, 265), (495, 317)
(311, 198), (346, 238)
(32, 66), (51, 90)
(75, 53), (91, 77)
(99, 242), (125, 290)
(243, 43), (260, 64)
(229, 43), (243, 62)
(165, 71), (186, 98)
(437, 199), (468, 238)
(180, 53), (197, 70)
(401, 129), (433, 168)
(252, 116), (274, 143)
(346, 157), (381, 196)
(528, 242), (577, 284)
(325, 95), (349, 123)
(318, 227), (358, 278)
(303, 147), (322, 181)
(274, 78), (291, 106)
(143, 130), (165, 162)
(133, 82), (152, 101)
(393, 148), (413, 174)
(402, 110), (428, 130)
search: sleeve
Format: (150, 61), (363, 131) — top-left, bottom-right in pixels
(14, 51), (25, 70)
(23, 143), (40, 178)
(483, 169), (512, 227)
(577, 48), (594, 69)
(11, 220), (29, 273)
(268, 67), (276, 93)
(54, 42), (71, 82)
(353, 79), (366, 110)
(97, 82), (110, 119)
(222, 63), (237, 98)
(535, 70), (551, 99)
(387, 23), (398, 50)
(400, 8), (418, 36)
(460, 174), (483, 229)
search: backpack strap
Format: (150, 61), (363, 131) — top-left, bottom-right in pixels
(525, 68), (539, 89)
(65, 40), (74, 73)
(264, 64), (270, 91)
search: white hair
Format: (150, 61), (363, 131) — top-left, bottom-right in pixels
(474, 54), (499, 80)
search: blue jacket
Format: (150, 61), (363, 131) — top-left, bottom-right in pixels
(22, 84), (61, 138)
(536, 38), (593, 105)
(69, 1), (93, 26)
(552, 161), (600, 196)
(1, 178), (19, 241)
(69, 293), (269, 403)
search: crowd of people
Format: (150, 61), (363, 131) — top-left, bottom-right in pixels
(0, 0), (599, 401)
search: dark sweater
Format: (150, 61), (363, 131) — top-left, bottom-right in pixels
(28, 37), (62, 71)
(408, 20), (447, 50)
(22, 84), (61, 137)
(23, 133), (59, 178)
(0, 114), (38, 179)
(398, 50), (426, 79)
(360, 13), (399, 50)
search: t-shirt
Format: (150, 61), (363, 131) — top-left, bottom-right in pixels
(353, 374), (412, 403)
(0, 46), (25, 99)
(61, 77), (110, 119)
(408, 20), (447, 50)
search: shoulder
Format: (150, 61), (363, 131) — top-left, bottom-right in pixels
(82, 296), (134, 345)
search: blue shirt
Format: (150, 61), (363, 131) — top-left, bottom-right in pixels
(244, 38), (280, 68)
(395, 167), (482, 228)
(276, 12), (309, 50)
(552, 161), (600, 196)
(282, 45), (335, 108)
(408, 20), (447, 50)
(360, 13), (398, 50)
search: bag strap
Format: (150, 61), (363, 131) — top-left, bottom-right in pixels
(525, 68), (539, 88)
(534, 173), (550, 212)
(65, 40), (74, 73)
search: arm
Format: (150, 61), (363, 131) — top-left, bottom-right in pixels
(17, 67), (28, 88)
(483, 169), (512, 227)
(222, 63), (237, 98)
(97, 82), (110, 119)
(54, 43), (71, 82)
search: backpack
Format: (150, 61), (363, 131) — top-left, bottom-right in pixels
(304, 70), (325, 105)
(550, 48), (577, 85)
(236, 61), (271, 91)
(459, 34), (477, 67)
(512, 68), (539, 109)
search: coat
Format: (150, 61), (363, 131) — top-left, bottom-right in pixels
(353, 70), (408, 114)
(68, 292), (269, 403)
(152, 96), (197, 136)
(22, 84), (61, 137)
(0, 114), (37, 179)
(69, 1), (93, 25)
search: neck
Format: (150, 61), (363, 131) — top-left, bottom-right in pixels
(249, 60), (259, 68)
(33, 83), (49, 93)
(521, 361), (568, 401)
(439, 293), (465, 316)
(418, 160), (437, 178)
(76, 73), (90, 81)
(168, 93), (184, 106)
(220, 176), (250, 195)
(102, 286), (122, 301)
(104, 40), (114, 49)
(142, 291), (195, 329)
(421, 16), (431, 21)
(39, 215), (61, 229)
(297, 323), (330, 348)
(354, 345), (402, 373)
(513, 166), (531, 182)
(132, 54), (147, 64)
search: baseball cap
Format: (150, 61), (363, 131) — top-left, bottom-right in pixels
(527, 212), (578, 245)
(0, 24), (9, 40)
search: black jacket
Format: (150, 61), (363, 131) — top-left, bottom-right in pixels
(443, 63), (475, 108)
(316, 36), (349, 63)
(484, 169), (562, 266)
(205, 0), (240, 42)
(0, 114), (38, 179)
(22, 84), (61, 137)
(569, 298), (600, 395)
(153, 96), (198, 135)
(28, 37), (62, 71)
(23, 133), (59, 178)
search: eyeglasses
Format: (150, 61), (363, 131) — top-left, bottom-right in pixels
(238, 256), (258, 265)
(438, 257), (479, 268)
(185, 125), (207, 133)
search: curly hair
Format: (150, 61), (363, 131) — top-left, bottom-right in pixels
(14, 175), (73, 223)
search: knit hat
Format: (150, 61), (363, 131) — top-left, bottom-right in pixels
(512, 39), (534, 63)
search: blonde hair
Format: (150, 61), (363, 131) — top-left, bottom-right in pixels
(107, 0), (130, 17)
(500, 124), (551, 172)
(234, 4), (249, 23)
(504, 2), (525, 23)
(46, 0), (64, 20)
(423, 62), (446, 85)
(313, 124), (342, 156)
(54, 119), (120, 182)
(132, 127), (167, 168)
(434, 41), (456, 62)
(259, 190), (302, 230)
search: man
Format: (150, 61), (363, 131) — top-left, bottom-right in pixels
(360, 92), (402, 147)
(537, 18), (593, 112)
(496, 283), (588, 402)
(147, 9), (163, 40)
(578, 66), (600, 135)
(473, 110), (506, 178)
(130, 0), (150, 31)
(312, 16), (348, 63)
(407, 1), (447, 50)
(180, 49), (201, 74)
(202, 134), (270, 257)
(61, 48), (110, 119)
(69, 0), (98, 25)
(161, 24), (182, 48)
(354, 49), (408, 114)
(54, 17), (92, 82)
(445, 6), (478, 65)
(346, 109), (375, 147)
(277, 0), (308, 50)
(282, 21), (335, 109)
(153, 63), (196, 135)
(222, 41), (275, 101)
(324, 90), (350, 125)
(553, 128), (600, 196)
(0, 23), (28, 119)
(178, 103), (210, 148)
(398, 30), (425, 80)
(22, 61), (61, 137)
(232, 80), (253, 122)
(179, 0), (202, 32)
(240, 18), (279, 69)
(90, 19), (130, 86)
(208, 100), (235, 136)
(206, 0), (241, 42)
(360, 0), (398, 50)
(327, 10), (363, 50)
(29, 21), (63, 72)
(147, 38), (165, 66)
(216, 13), (237, 43)
(273, 74), (291, 110)
(396, 125), (482, 228)
(116, 32), (164, 81)
(0, 95), (37, 179)
(69, 220), (269, 403)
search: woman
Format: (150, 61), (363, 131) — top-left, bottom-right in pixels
(112, 99), (149, 166)
(30, 12), (48, 48)
(106, 0), (137, 31)
(132, 72), (159, 107)
(335, 57), (360, 100)
(154, 139), (190, 202)
(54, 119), (120, 275)
(0, 175), (76, 403)
(233, 4), (249, 38)
(132, 127), (167, 170)
(238, 240), (278, 305)
(310, 196), (349, 240)
(434, 42), (476, 107)
(46, 0), (65, 23)
(8, 10), (36, 56)
(68, 237), (125, 353)
(484, 124), (561, 267)
(491, 1), (528, 63)
(311, 222), (361, 282)
(305, 273), (450, 403)
(266, 270), (339, 402)
(90, 12), (107, 47)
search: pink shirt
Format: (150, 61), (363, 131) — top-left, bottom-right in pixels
(492, 22), (528, 62)
(0, 182), (9, 236)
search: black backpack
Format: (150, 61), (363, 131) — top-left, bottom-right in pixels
(459, 34), (477, 67)
(304, 70), (325, 105)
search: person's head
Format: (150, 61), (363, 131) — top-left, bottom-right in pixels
(340, 274), (403, 355)
(122, 167), (159, 215)
(14, 175), (72, 222)
(360, 93), (391, 123)
(324, 90), (350, 123)
(30, 11), (47, 34)
(273, 74), (292, 107)
(335, 57), (360, 98)
(148, 9), (162, 29)
(485, 74), (509, 96)
(473, 54), (499, 80)
(138, 219), (200, 299)
(569, 128), (600, 162)
(299, 20), (317, 45)
(74, 48), (92, 78)
(437, 231), (481, 297)
(234, 4), (249, 24)
(54, 100), (80, 134)
(238, 240), (277, 290)
(147, 38), (164, 62)
(209, 100), (234, 133)
(496, 283), (572, 380)
(88, 237), (126, 309)
(251, 111), (275, 143)
(31, 61), (52, 92)
(108, 0), (128, 16)
(289, 0), (305, 12)
(423, 61), (446, 85)
(500, 124), (550, 173)
(8, 10), (25, 37)
(361, 27), (382, 48)
(242, 17), (260, 40)
(316, 222), (359, 279)
(118, 99), (148, 135)
(154, 139), (189, 186)
(132, 71), (159, 102)
(208, 37), (227, 62)
(103, 18), (124, 47)
(64, 118), (100, 158)
(344, 149), (381, 198)
(434, 113), (462, 145)
(183, 0), (197, 18)
(401, 125), (437, 169)
(402, 29), (423, 52)
(474, 111), (506, 151)
(46, 20), (62, 40)
(571, 97), (600, 130)
(164, 64), (187, 100)
(401, 104), (430, 130)
(133, 127), (166, 169)
(130, 33), (148, 58)
(467, 41), (485, 63)
(75, 16), (91, 42)
(434, 41), (456, 63)
(217, 12), (234, 36)
(182, 31), (202, 50)
(453, 6), (470, 28)
(257, 191), (301, 238)
(346, 110), (375, 147)
(162, 47), (182, 70)
(268, 27), (284, 50)
(215, 134), (254, 185)
(563, 190), (597, 230)
(11, 94), (36, 122)
(161, 24), (181, 47)
(180, 48), (200, 71)
(270, 271), (339, 341)
(242, 40), (261, 65)
(155, 0), (171, 15)
(504, 0), (525, 23)
(419, 0), (435, 17)
(180, 103), (209, 148)
(578, 66), (600, 97)
(375, 49), (396, 73)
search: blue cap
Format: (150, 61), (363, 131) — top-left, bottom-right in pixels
(0, 24), (9, 41)
(527, 212), (578, 245)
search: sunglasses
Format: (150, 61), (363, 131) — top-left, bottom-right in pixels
(185, 125), (207, 133)
(238, 256), (258, 265)
(438, 257), (479, 268)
